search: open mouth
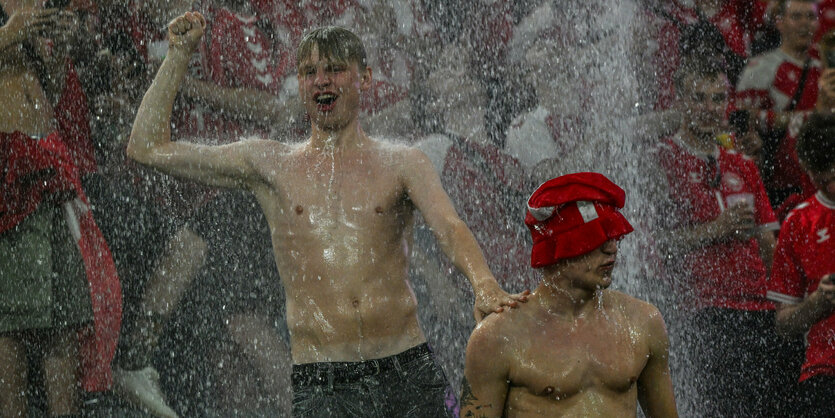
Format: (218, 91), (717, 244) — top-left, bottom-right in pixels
(314, 92), (338, 112)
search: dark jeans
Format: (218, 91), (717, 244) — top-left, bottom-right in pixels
(688, 308), (805, 418)
(291, 344), (457, 417)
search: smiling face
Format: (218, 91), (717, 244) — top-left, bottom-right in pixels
(298, 44), (371, 132)
(777, 1), (818, 53)
(678, 71), (729, 139)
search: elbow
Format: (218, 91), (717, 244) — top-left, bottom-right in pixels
(126, 134), (151, 165)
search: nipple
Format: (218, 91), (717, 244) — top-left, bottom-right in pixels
(295, 205), (304, 214)
(375, 206), (384, 214)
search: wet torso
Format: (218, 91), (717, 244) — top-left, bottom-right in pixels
(247, 138), (426, 364)
(500, 291), (652, 417)
(0, 41), (55, 135)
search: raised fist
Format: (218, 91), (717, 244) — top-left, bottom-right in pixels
(167, 12), (205, 55)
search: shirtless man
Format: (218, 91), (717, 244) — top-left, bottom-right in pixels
(461, 173), (677, 418)
(128, 12), (523, 417)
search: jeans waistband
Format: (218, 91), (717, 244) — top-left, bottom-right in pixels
(291, 343), (431, 387)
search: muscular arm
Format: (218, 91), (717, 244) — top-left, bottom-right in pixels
(401, 147), (518, 319)
(775, 275), (835, 337)
(127, 12), (268, 189)
(462, 322), (510, 418)
(637, 307), (678, 418)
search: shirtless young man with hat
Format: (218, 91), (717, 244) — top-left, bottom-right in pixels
(462, 173), (677, 417)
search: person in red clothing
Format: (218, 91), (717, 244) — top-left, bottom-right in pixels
(0, 1), (121, 416)
(737, 0), (821, 208)
(768, 113), (835, 418)
(657, 54), (802, 416)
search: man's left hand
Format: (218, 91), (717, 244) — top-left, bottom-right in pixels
(473, 283), (530, 322)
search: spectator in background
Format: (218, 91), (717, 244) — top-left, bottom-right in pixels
(737, 0), (820, 211)
(640, 0), (770, 111)
(505, 7), (591, 184)
(656, 54), (801, 416)
(768, 112), (835, 418)
(415, 42), (533, 294)
(0, 1), (121, 416)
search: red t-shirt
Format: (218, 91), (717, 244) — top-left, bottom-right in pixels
(658, 136), (778, 310)
(767, 193), (835, 381)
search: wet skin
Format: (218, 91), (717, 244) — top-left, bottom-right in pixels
(129, 12), (516, 364)
(0, 2), (61, 135)
(462, 241), (677, 417)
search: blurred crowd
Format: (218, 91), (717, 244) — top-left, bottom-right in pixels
(2, 0), (835, 417)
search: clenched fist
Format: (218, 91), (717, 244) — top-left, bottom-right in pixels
(167, 12), (205, 55)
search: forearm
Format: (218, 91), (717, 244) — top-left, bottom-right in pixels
(775, 296), (835, 337)
(127, 50), (191, 162)
(757, 229), (775, 275)
(181, 77), (287, 125)
(0, 25), (21, 51)
(436, 218), (496, 290)
(661, 220), (725, 254)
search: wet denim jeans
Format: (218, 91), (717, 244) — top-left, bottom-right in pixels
(291, 344), (457, 417)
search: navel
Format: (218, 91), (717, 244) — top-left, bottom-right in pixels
(374, 206), (384, 214)
(352, 298), (360, 308)
(295, 205), (304, 215)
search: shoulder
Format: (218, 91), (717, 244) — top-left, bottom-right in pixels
(605, 291), (667, 333)
(467, 309), (523, 356)
(784, 198), (817, 225)
(412, 134), (454, 173)
(237, 138), (295, 159)
(737, 50), (784, 88)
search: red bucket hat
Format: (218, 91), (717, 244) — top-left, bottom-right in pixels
(525, 172), (633, 268)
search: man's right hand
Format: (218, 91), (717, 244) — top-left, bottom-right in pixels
(817, 69), (835, 113)
(713, 202), (756, 240)
(167, 12), (205, 56)
(814, 274), (835, 306)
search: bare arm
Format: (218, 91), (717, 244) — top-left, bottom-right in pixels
(756, 228), (776, 276)
(462, 322), (510, 418)
(775, 274), (835, 337)
(637, 306), (678, 418)
(659, 203), (756, 254)
(127, 12), (267, 189)
(181, 76), (302, 128)
(401, 147), (524, 320)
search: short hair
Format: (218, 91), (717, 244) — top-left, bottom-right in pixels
(773, 0), (818, 19)
(673, 54), (726, 93)
(296, 26), (367, 70)
(797, 113), (835, 173)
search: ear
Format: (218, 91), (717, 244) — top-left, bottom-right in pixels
(360, 66), (373, 91)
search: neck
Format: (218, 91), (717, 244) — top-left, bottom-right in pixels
(533, 275), (600, 318)
(680, 126), (716, 155)
(781, 43), (810, 62)
(309, 119), (366, 150)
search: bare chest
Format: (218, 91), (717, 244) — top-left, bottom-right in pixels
(510, 318), (649, 399)
(254, 152), (412, 242)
